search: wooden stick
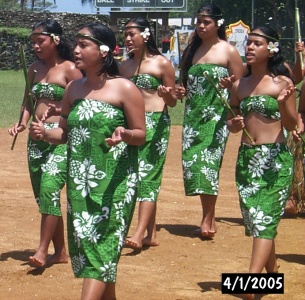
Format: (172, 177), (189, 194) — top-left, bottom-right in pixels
(295, 7), (304, 70)
(11, 46), (37, 151)
(11, 71), (36, 150)
(19, 45), (36, 121)
(176, 31), (183, 86)
(203, 72), (254, 144)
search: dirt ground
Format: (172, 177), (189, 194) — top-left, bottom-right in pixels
(0, 126), (304, 300)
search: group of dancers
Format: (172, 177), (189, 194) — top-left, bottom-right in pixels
(8, 3), (304, 300)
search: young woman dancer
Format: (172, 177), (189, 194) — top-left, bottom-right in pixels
(120, 18), (177, 249)
(8, 19), (82, 267)
(30, 22), (145, 300)
(176, 4), (244, 238)
(227, 26), (296, 300)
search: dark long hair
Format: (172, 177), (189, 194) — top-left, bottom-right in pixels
(246, 26), (292, 81)
(180, 3), (226, 87)
(124, 18), (162, 58)
(32, 19), (73, 61)
(78, 22), (120, 77)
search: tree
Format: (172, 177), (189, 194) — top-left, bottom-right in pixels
(0, 0), (19, 10)
(19, 0), (56, 11)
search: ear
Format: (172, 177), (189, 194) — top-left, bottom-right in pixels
(100, 51), (108, 58)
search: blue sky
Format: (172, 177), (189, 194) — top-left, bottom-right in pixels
(50, 0), (109, 15)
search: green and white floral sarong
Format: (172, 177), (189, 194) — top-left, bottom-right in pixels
(137, 111), (170, 202)
(182, 63), (229, 196)
(28, 122), (67, 216)
(66, 99), (139, 283)
(236, 143), (293, 239)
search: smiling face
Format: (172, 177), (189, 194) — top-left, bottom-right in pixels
(245, 30), (272, 65)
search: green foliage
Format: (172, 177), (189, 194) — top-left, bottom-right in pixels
(0, 70), (24, 128)
(0, 0), (19, 10)
(0, 26), (31, 38)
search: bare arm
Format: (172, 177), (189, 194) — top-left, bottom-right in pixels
(227, 45), (244, 81)
(292, 42), (305, 85)
(158, 56), (177, 107)
(226, 80), (245, 133)
(277, 80), (297, 132)
(106, 79), (146, 146)
(29, 82), (73, 144)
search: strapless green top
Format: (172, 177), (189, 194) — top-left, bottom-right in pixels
(130, 74), (162, 91)
(240, 95), (280, 120)
(32, 82), (65, 102)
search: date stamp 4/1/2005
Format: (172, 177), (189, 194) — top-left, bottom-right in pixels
(221, 273), (284, 294)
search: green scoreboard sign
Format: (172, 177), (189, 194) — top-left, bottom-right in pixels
(95, 0), (185, 9)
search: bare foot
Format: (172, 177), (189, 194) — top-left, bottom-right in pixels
(200, 221), (217, 238)
(243, 294), (254, 300)
(29, 254), (46, 268)
(125, 238), (142, 249)
(142, 237), (159, 247)
(46, 253), (69, 265)
(194, 228), (215, 239)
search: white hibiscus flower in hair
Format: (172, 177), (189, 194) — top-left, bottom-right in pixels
(140, 28), (150, 42)
(217, 19), (224, 27)
(267, 41), (279, 53)
(50, 33), (60, 43)
(100, 45), (110, 54)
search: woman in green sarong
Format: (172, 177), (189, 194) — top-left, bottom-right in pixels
(120, 18), (177, 249)
(176, 3), (244, 238)
(8, 19), (82, 267)
(227, 26), (297, 299)
(29, 22), (146, 300)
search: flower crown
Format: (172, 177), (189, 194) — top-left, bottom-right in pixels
(76, 33), (110, 55)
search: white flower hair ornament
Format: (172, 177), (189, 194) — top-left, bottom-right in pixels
(217, 19), (225, 27)
(100, 45), (110, 54)
(267, 41), (279, 53)
(50, 33), (60, 43)
(140, 28), (150, 42)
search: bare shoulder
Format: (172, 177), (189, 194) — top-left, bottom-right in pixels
(275, 75), (293, 87)
(221, 40), (240, 55)
(156, 54), (171, 65)
(111, 77), (137, 90)
(62, 60), (77, 70)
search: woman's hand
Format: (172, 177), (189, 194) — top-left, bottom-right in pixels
(29, 117), (45, 141)
(41, 103), (61, 122)
(175, 85), (185, 100)
(295, 41), (305, 55)
(157, 85), (172, 98)
(105, 126), (125, 146)
(8, 122), (26, 136)
(219, 75), (235, 90)
(277, 84), (296, 103)
(228, 115), (245, 133)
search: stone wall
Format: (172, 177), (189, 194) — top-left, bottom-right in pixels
(0, 11), (110, 70)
